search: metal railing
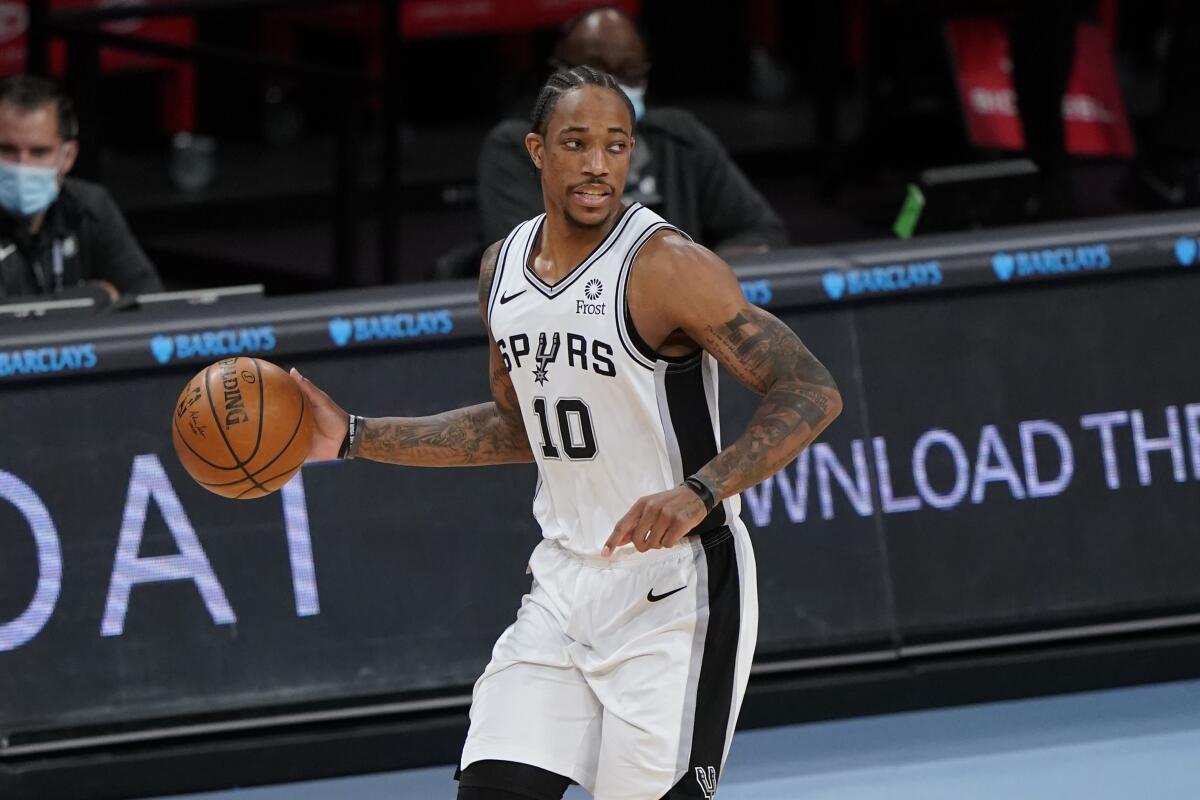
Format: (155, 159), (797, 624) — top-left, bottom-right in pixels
(25, 0), (404, 287)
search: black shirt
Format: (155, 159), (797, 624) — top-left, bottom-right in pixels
(0, 177), (162, 301)
(478, 108), (789, 251)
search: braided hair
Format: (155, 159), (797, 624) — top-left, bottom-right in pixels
(530, 65), (635, 136)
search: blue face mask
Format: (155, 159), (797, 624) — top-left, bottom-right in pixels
(0, 160), (62, 217)
(618, 83), (646, 123)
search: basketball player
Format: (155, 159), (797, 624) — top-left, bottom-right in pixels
(292, 66), (841, 800)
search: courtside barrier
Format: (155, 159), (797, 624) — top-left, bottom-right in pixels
(1, 210), (1196, 382)
(2, 209), (1199, 755)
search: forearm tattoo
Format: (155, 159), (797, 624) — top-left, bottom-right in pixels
(355, 239), (533, 467)
(356, 400), (533, 467)
(697, 307), (841, 497)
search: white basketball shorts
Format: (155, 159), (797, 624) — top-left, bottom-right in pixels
(460, 520), (758, 800)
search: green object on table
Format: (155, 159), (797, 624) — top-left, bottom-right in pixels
(893, 183), (926, 239)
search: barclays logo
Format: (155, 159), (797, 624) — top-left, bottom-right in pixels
(0, 343), (97, 377)
(822, 271), (846, 300)
(328, 318), (352, 346)
(740, 279), (773, 305)
(822, 262), (941, 301)
(328, 309), (453, 347)
(149, 326), (276, 364)
(991, 252), (1016, 281)
(1174, 237), (1197, 267)
(150, 335), (173, 364)
(991, 244), (1110, 283)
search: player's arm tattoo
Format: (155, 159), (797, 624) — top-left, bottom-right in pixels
(353, 241), (534, 467)
(354, 350), (533, 466)
(355, 399), (532, 467)
(696, 306), (841, 498)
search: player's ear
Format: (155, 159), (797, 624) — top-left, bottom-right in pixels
(525, 132), (545, 171)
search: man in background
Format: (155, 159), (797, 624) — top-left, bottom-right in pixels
(477, 6), (787, 261)
(0, 75), (161, 304)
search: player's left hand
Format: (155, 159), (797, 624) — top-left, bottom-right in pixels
(603, 486), (708, 556)
(289, 368), (350, 462)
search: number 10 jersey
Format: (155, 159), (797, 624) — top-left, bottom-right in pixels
(487, 203), (740, 558)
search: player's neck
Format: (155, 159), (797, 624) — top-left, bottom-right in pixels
(533, 209), (618, 284)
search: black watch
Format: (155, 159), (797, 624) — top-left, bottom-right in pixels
(683, 475), (717, 514)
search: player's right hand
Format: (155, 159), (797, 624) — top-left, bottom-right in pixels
(289, 368), (350, 462)
(603, 486), (707, 556)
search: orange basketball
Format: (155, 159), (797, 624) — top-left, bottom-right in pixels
(171, 357), (313, 499)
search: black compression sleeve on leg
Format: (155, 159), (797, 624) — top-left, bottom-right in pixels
(457, 759), (571, 800)
(458, 788), (549, 800)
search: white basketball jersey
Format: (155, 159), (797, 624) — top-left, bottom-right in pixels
(487, 203), (741, 557)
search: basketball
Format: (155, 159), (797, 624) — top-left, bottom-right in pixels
(171, 357), (313, 499)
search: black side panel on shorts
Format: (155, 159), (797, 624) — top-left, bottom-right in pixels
(663, 535), (741, 799)
(457, 759), (572, 800)
(662, 357), (728, 538)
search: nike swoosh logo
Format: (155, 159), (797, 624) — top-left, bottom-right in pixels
(647, 585), (687, 603)
(0, 244), (15, 261)
(499, 289), (527, 304)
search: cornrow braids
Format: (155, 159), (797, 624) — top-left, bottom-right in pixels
(529, 65), (635, 136)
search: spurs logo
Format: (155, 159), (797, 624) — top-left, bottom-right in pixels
(695, 765), (717, 798)
(533, 332), (560, 385)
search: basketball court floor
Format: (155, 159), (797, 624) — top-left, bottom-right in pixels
(151, 677), (1200, 799)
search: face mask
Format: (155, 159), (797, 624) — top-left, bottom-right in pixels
(0, 160), (62, 217)
(618, 83), (646, 123)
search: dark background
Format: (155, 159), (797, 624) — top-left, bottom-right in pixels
(12, 0), (1195, 292)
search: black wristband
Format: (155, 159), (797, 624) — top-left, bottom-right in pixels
(338, 414), (363, 460)
(683, 475), (718, 514)
(348, 415), (364, 459)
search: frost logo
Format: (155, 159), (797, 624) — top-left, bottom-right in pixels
(576, 279), (606, 315)
(1174, 237), (1197, 267)
(992, 252), (1016, 281)
(695, 765), (717, 798)
(328, 317), (353, 346)
(150, 336), (174, 364)
(822, 271), (846, 300)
